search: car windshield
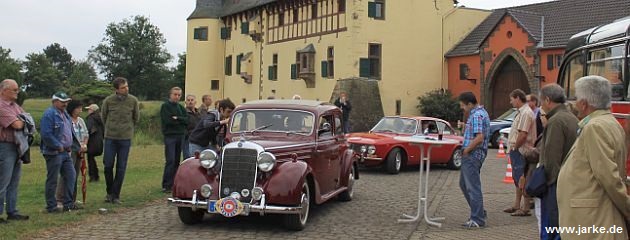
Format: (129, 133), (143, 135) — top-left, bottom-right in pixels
(495, 108), (517, 121)
(371, 117), (417, 134)
(230, 109), (315, 135)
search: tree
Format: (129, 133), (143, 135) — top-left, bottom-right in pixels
(23, 53), (63, 98)
(89, 15), (172, 100)
(67, 60), (97, 86)
(417, 89), (463, 123)
(0, 47), (23, 83)
(166, 52), (186, 96)
(43, 43), (75, 79)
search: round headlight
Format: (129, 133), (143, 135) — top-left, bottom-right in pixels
(360, 145), (367, 153)
(199, 149), (218, 169)
(200, 184), (213, 198)
(368, 145), (376, 155)
(257, 152), (276, 172)
(252, 187), (264, 201)
(241, 189), (250, 198)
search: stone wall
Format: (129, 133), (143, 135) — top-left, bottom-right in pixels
(330, 78), (384, 133)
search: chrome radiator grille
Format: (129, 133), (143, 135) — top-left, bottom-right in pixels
(219, 148), (258, 202)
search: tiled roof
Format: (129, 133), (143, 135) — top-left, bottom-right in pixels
(445, 0), (630, 57)
(188, 0), (278, 19)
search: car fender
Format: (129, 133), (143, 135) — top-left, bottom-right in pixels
(172, 158), (219, 200)
(262, 160), (311, 205)
(340, 149), (359, 186)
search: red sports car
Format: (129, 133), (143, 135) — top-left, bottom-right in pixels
(347, 116), (464, 174)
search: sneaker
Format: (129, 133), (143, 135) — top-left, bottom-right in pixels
(161, 188), (172, 193)
(7, 214), (29, 221)
(104, 194), (113, 203)
(111, 199), (122, 205)
(47, 207), (63, 214)
(63, 204), (83, 212)
(462, 220), (485, 229)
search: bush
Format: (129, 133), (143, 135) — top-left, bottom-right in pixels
(417, 89), (463, 123)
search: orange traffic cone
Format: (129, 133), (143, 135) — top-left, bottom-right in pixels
(497, 139), (506, 158)
(503, 155), (514, 184)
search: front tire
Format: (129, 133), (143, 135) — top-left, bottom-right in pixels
(177, 207), (204, 225)
(447, 147), (463, 170)
(338, 165), (356, 201)
(385, 148), (404, 174)
(284, 181), (311, 231)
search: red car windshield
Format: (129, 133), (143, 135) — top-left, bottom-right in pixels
(371, 117), (417, 134)
(230, 109), (315, 135)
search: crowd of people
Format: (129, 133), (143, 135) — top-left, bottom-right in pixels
(457, 75), (630, 239)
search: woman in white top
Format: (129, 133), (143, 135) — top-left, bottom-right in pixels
(56, 100), (89, 205)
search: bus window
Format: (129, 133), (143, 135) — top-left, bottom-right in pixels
(587, 45), (624, 100)
(563, 53), (584, 99)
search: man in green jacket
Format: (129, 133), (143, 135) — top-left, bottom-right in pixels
(101, 77), (139, 204)
(160, 87), (188, 193)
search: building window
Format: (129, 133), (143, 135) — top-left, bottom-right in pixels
(279, 11), (285, 26)
(547, 54), (554, 70)
(293, 8), (299, 23)
(311, 3), (318, 19)
(328, 47), (335, 77)
(211, 80), (220, 90)
(269, 54), (278, 80)
(225, 55), (232, 75)
(556, 54), (563, 67)
(395, 100), (401, 115)
(193, 27), (208, 41)
(236, 53), (243, 74)
(369, 44), (381, 78)
(368, 0), (385, 19)
(338, 0), (346, 12)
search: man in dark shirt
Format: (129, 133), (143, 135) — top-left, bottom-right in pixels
(334, 92), (352, 133)
(160, 87), (188, 193)
(183, 94), (200, 159)
(188, 99), (235, 155)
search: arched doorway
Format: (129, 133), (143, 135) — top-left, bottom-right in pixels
(490, 56), (531, 118)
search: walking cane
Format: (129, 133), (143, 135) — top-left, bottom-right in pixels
(80, 152), (87, 203)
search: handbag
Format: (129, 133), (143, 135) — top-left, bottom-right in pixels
(521, 146), (540, 164)
(525, 165), (547, 198)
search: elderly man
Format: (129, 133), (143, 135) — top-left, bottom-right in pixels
(40, 91), (80, 212)
(199, 94), (213, 119)
(505, 89), (537, 217)
(0, 79), (29, 222)
(183, 94), (200, 159)
(557, 76), (630, 240)
(538, 84), (579, 239)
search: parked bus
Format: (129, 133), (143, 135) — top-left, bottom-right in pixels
(558, 15), (630, 124)
(557, 15), (630, 176)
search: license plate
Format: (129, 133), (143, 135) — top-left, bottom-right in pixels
(208, 200), (217, 213)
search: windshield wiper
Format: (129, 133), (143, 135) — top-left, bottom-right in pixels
(248, 124), (273, 135)
(374, 129), (393, 133)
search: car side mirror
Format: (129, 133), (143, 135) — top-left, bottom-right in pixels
(319, 122), (332, 135)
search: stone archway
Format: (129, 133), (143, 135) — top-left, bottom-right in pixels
(483, 48), (537, 118)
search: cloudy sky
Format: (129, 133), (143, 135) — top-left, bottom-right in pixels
(0, 0), (552, 66)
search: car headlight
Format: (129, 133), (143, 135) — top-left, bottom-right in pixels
(368, 145), (376, 155)
(199, 149), (218, 169)
(200, 184), (213, 198)
(252, 187), (264, 201)
(360, 145), (367, 153)
(257, 152), (276, 172)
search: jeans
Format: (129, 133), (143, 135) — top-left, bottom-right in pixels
(188, 143), (217, 157)
(162, 136), (184, 190)
(182, 136), (191, 159)
(44, 153), (76, 210)
(56, 151), (81, 202)
(459, 151), (486, 225)
(541, 183), (560, 240)
(87, 153), (99, 180)
(343, 118), (351, 133)
(103, 139), (131, 200)
(0, 143), (21, 216)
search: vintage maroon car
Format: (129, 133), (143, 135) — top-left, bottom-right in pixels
(347, 116), (464, 174)
(167, 100), (358, 230)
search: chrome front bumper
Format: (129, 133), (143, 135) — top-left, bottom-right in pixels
(167, 190), (302, 216)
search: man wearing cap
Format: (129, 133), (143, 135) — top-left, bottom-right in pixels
(0, 79), (30, 222)
(101, 77), (139, 204)
(85, 104), (104, 182)
(40, 91), (80, 212)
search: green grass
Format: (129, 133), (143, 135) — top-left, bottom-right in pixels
(0, 145), (166, 240)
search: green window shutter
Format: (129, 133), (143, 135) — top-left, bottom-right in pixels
(291, 64), (297, 79)
(220, 27), (228, 39)
(368, 2), (376, 18)
(193, 28), (199, 39)
(360, 58), (370, 77)
(241, 22), (249, 34)
(321, 61), (328, 77)
(268, 66), (274, 80)
(236, 54), (242, 74)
